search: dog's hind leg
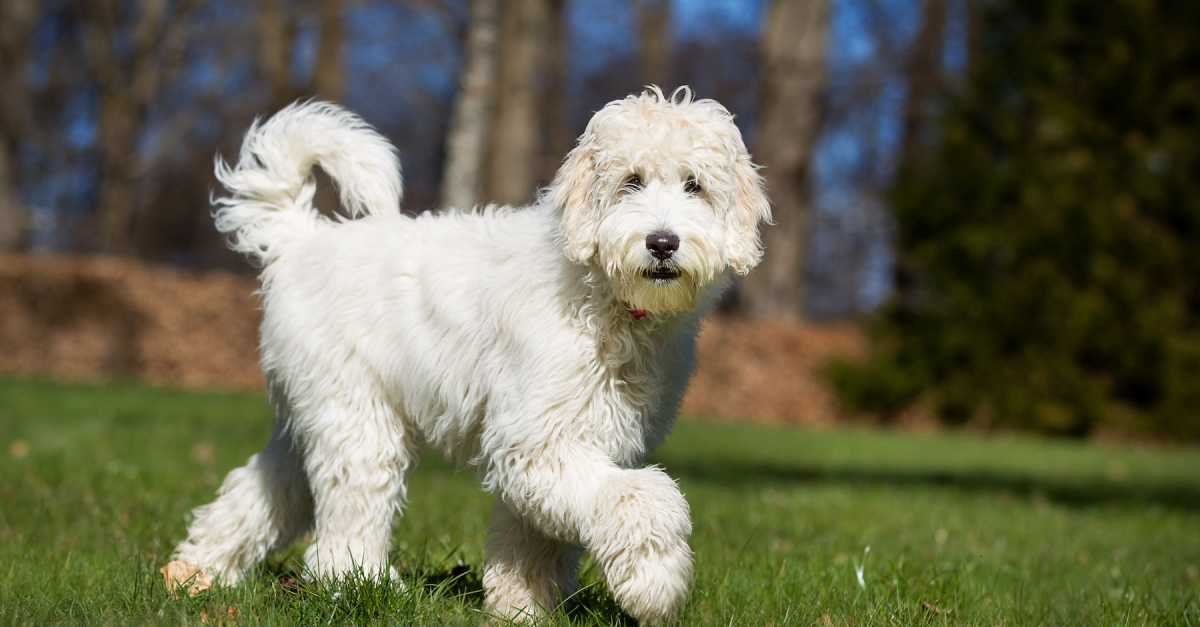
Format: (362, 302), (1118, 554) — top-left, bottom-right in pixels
(483, 498), (582, 622)
(173, 424), (313, 585)
(300, 395), (412, 581)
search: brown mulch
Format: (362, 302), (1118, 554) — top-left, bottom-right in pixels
(0, 253), (263, 390)
(0, 253), (864, 425)
(682, 319), (865, 425)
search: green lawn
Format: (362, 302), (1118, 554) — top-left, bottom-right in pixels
(2, 378), (1199, 626)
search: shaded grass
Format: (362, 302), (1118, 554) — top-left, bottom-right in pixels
(1, 378), (1199, 625)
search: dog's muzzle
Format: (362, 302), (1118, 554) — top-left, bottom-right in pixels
(642, 264), (681, 283)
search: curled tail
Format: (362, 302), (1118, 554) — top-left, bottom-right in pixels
(213, 101), (402, 266)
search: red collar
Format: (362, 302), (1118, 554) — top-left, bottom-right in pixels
(629, 309), (648, 320)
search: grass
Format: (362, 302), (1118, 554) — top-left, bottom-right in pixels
(1, 378), (1198, 626)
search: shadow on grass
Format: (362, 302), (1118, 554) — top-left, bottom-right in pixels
(564, 582), (637, 627)
(411, 565), (635, 626)
(657, 458), (1200, 511)
(411, 565), (634, 626)
(257, 558), (633, 626)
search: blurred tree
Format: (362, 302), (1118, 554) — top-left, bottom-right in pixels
(737, 0), (829, 320)
(637, 0), (671, 89)
(258, 0), (346, 110)
(83, 0), (203, 254)
(828, 0), (1200, 438)
(0, 0), (39, 251)
(541, 0), (571, 183)
(804, 0), (931, 320)
(484, 0), (552, 206)
(312, 0), (344, 102)
(899, 0), (945, 165)
(1, 0), (924, 326)
(441, 0), (501, 210)
(257, 0), (299, 109)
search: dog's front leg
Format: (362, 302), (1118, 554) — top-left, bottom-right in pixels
(493, 458), (693, 626)
(583, 466), (693, 626)
(482, 498), (582, 622)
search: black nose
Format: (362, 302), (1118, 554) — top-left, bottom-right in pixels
(645, 231), (680, 260)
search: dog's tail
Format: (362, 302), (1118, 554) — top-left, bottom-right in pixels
(213, 101), (402, 266)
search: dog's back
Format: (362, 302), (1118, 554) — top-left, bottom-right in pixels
(252, 203), (607, 459)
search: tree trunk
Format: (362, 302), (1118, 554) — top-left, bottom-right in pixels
(541, 0), (571, 182)
(96, 91), (140, 252)
(966, 0), (982, 79)
(637, 0), (672, 89)
(259, 0), (344, 109)
(86, 0), (163, 253)
(737, 0), (828, 321)
(313, 0), (344, 102)
(85, 0), (196, 254)
(258, 0), (299, 110)
(0, 137), (26, 250)
(484, 0), (551, 207)
(899, 0), (946, 165)
(440, 0), (501, 210)
(0, 0), (39, 251)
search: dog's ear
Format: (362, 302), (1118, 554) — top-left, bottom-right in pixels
(547, 141), (598, 265)
(725, 156), (772, 274)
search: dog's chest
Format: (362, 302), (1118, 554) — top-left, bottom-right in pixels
(591, 320), (677, 465)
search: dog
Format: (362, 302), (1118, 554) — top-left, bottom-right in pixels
(170, 87), (770, 625)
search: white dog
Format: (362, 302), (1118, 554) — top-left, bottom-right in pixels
(171, 87), (770, 625)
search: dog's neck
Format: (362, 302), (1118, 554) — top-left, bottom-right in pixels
(567, 263), (708, 464)
(570, 264), (699, 339)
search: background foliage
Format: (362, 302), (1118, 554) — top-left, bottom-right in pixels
(829, 0), (1200, 438)
(5, 0), (1200, 439)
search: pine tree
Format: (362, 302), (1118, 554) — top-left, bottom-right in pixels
(829, 0), (1200, 438)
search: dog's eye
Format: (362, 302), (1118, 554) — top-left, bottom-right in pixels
(684, 177), (702, 195)
(623, 175), (644, 192)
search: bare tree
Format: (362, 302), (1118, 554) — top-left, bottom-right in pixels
(313, 0), (345, 102)
(541, 0), (572, 182)
(900, 0), (946, 165)
(737, 0), (829, 320)
(637, 0), (672, 89)
(484, 0), (552, 206)
(257, 0), (298, 110)
(440, 0), (501, 210)
(0, 0), (39, 251)
(258, 0), (346, 110)
(0, 145), (23, 251)
(83, 0), (201, 254)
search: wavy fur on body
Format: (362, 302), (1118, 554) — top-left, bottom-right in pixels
(173, 89), (770, 625)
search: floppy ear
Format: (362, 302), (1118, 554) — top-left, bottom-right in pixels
(725, 156), (773, 274)
(547, 141), (598, 265)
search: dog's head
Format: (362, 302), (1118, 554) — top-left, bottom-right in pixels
(546, 86), (771, 313)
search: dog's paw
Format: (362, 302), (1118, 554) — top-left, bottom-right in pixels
(160, 560), (213, 596)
